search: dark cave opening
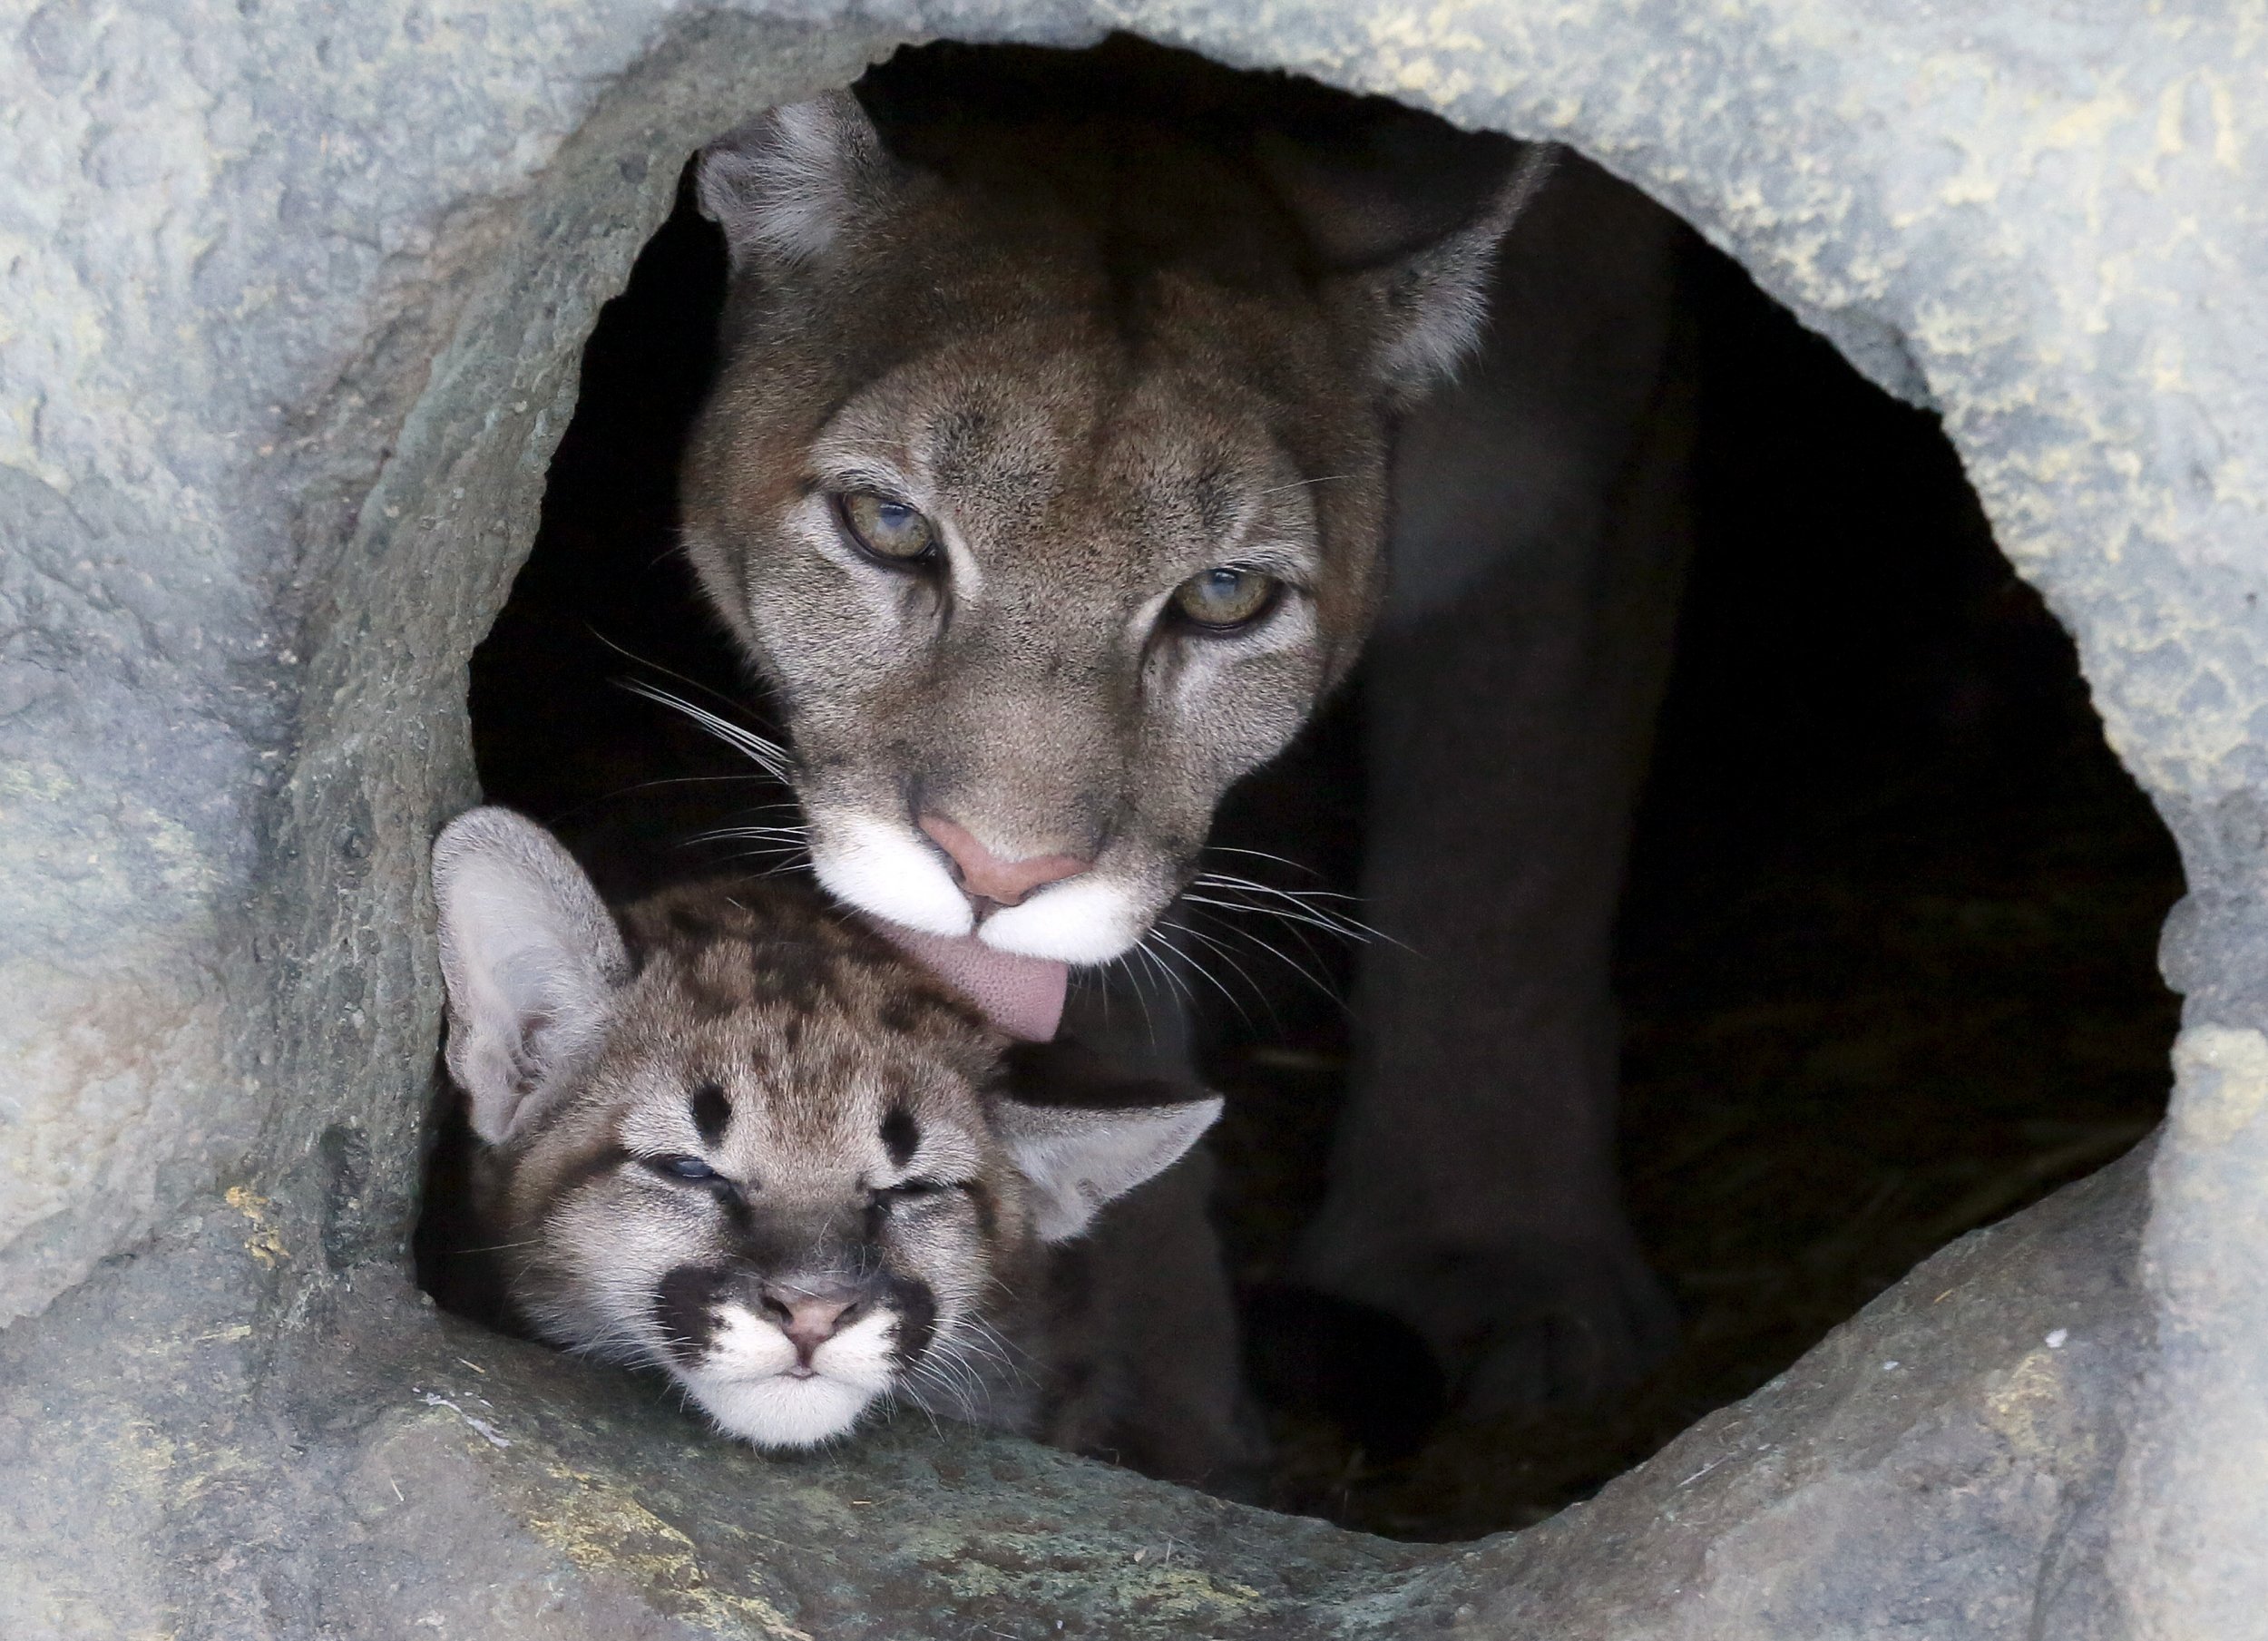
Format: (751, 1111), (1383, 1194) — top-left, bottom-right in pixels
(1204, 240), (2182, 1536)
(441, 63), (2181, 1543)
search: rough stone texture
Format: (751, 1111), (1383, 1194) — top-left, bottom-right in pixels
(1, 0), (2262, 1635)
(1439, 1142), (2154, 1640)
(0, 1113), (2155, 1638)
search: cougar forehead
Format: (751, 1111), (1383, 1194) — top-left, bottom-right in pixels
(495, 883), (1033, 1451)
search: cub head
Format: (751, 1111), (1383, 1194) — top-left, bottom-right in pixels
(432, 806), (1218, 1449)
(680, 59), (1551, 962)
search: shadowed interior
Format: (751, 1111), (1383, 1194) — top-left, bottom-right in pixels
(1204, 242), (2181, 1535)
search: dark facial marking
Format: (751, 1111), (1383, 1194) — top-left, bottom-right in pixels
(691, 1081), (732, 1146)
(882, 1270), (939, 1370)
(963, 1177), (999, 1244)
(680, 965), (747, 1022)
(753, 954), (834, 1011)
(542, 1142), (630, 1211)
(667, 904), (719, 943)
(652, 1265), (730, 1366)
(712, 1178), (756, 1237)
(880, 1106), (920, 1170)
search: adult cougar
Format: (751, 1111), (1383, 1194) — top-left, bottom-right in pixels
(679, 42), (1691, 1412)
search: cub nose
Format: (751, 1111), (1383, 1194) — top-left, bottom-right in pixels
(759, 1283), (863, 1370)
(918, 813), (1090, 909)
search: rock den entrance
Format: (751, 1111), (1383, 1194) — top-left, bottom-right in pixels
(441, 40), (2182, 1543)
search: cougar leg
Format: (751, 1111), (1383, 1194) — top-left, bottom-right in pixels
(1056, 952), (1266, 1489)
(1296, 155), (1696, 1413)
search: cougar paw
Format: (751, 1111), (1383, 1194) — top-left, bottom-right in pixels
(1313, 1236), (1679, 1419)
(1242, 1284), (1449, 1460)
(1449, 1241), (1680, 1415)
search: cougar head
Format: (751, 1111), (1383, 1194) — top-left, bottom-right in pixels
(433, 806), (1218, 1449)
(680, 65), (1549, 962)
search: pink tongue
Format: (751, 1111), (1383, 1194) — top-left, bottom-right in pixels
(868, 920), (1068, 1042)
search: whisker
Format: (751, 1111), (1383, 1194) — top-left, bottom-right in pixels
(1254, 473), (1355, 496)
(1203, 844), (1329, 879)
(1130, 939), (1191, 1036)
(1186, 905), (1349, 1013)
(588, 630), (782, 729)
(722, 851), (812, 874)
(1132, 933), (1196, 1012)
(1191, 870), (1374, 915)
(690, 824), (810, 845)
(1191, 870), (1363, 905)
(1096, 952), (1167, 1050)
(1149, 922), (1255, 1028)
(892, 1379), (949, 1438)
(1178, 891), (1375, 945)
(905, 1339), (989, 1422)
(1188, 875), (1410, 951)
(1157, 917), (1278, 1028)
(600, 774), (797, 796)
(617, 679), (797, 783)
(959, 1313), (1033, 1370)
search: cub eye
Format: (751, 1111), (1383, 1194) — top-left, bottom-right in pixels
(871, 1178), (951, 1206)
(1170, 566), (1280, 631)
(835, 492), (938, 564)
(650, 1155), (719, 1183)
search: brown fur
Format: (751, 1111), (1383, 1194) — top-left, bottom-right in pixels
(678, 41), (1546, 962)
(432, 806), (1252, 1487)
(675, 43), (1697, 1411)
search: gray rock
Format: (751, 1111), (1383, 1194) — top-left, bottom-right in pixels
(1436, 1143), (2153, 1641)
(2, 0), (2262, 1634)
(0, 1090), (2156, 1637)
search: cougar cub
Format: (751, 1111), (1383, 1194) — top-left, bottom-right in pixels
(431, 806), (1249, 1485)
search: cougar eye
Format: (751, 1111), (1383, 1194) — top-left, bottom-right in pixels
(835, 492), (938, 564)
(1170, 566), (1280, 631)
(650, 1155), (719, 1183)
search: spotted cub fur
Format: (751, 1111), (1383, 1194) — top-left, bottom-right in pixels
(431, 806), (1250, 1486)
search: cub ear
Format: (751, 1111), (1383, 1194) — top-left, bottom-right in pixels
(1260, 126), (1559, 401)
(991, 1095), (1224, 1245)
(695, 91), (907, 270)
(431, 806), (631, 1145)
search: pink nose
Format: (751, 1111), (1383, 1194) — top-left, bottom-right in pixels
(760, 1286), (862, 1368)
(918, 814), (1090, 908)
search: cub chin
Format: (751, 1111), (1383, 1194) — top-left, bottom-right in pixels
(431, 806), (1241, 1480)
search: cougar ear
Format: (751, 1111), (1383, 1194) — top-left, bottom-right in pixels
(991, 1094), (1223, 1245)
(1260, 127), (1559, 400)
(696, 91), (905, 269)
(432, 806), (631, 1145)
